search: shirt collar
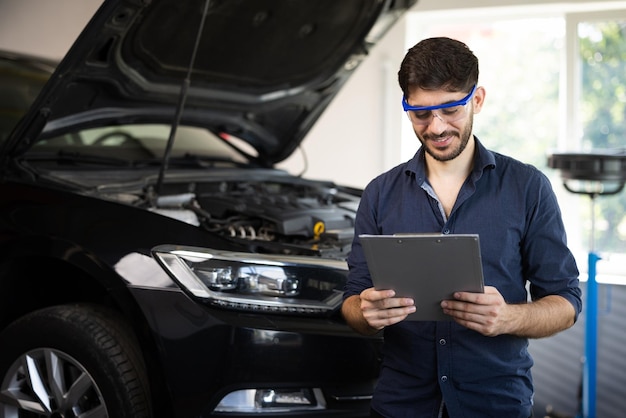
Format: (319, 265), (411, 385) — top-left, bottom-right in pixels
(405, 136), (496, 184)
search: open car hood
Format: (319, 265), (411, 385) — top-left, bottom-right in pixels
(7, 0), (416, 166)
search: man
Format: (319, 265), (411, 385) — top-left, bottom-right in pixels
(342, 37), (582, 418)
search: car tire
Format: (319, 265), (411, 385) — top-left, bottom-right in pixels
(0, 303), (151, 418)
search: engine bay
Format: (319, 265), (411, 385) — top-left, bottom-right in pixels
(149, 178), (360, 260)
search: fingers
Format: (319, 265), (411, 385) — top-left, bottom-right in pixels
(441, 286), (507, 336)
(359, 288), (416, 329)
(361, 287), (396, 302)
(361, 288), (415, 309)
(445, 286), (499, 305)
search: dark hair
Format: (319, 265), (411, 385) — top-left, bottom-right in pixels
(397, 37), (479, 96)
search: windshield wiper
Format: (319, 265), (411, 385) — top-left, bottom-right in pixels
(27, 150), (252, 169)
(165, 153), (251, 168)
(26, 150), (135, 167)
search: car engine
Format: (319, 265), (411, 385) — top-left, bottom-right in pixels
(149, 179), (360, 260)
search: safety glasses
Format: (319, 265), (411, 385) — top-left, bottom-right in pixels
(402, 85), (476, 126)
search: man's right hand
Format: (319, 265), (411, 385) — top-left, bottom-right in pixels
(342, 288), (416, 334)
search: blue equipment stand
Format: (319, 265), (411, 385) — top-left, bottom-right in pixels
(582, 250), (600, 418)
(576, 189), (619, 418)
(576, 192), (602, 418)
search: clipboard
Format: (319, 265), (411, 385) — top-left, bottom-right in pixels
(359, 233), (484, 321)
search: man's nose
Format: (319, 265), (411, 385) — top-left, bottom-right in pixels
(427, 111), (448, 132)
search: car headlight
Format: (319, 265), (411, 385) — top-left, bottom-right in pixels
(152, 245), (347, 316)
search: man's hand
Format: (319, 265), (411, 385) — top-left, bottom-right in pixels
(342, 288), (415, 334)
(440, 286), (511, 336)
(441, 286), (576, 338)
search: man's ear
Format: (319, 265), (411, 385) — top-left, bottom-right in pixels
(472, 86), (486, 114)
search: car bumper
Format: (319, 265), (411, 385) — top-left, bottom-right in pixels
(129, 285), (382, 417)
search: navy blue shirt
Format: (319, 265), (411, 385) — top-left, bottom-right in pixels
(344, 138), (582, 418)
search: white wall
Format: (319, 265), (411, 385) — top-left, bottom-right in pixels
(0, 0), (102, 59)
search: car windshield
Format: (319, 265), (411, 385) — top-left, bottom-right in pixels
(26, 124), (252, 167)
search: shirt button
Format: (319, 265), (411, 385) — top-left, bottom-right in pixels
(439, 338), (446, 345)
(441, 375), (448, 382)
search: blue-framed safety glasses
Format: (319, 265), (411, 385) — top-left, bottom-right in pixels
(402, 85), (477, 125)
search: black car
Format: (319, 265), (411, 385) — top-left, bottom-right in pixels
(0, 0), (416, 417)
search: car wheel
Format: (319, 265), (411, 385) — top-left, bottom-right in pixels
(0, 303), (151, 418)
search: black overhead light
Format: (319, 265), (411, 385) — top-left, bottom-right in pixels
(548, 149), (626, 196)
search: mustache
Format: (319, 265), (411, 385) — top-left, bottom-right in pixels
(422, 131), (458, 141)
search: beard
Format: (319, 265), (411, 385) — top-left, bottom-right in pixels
(416, 114), (473, 162)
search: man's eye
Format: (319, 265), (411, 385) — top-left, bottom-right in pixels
(441, 106), (461, 115)
(412, 111), (431, 120)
